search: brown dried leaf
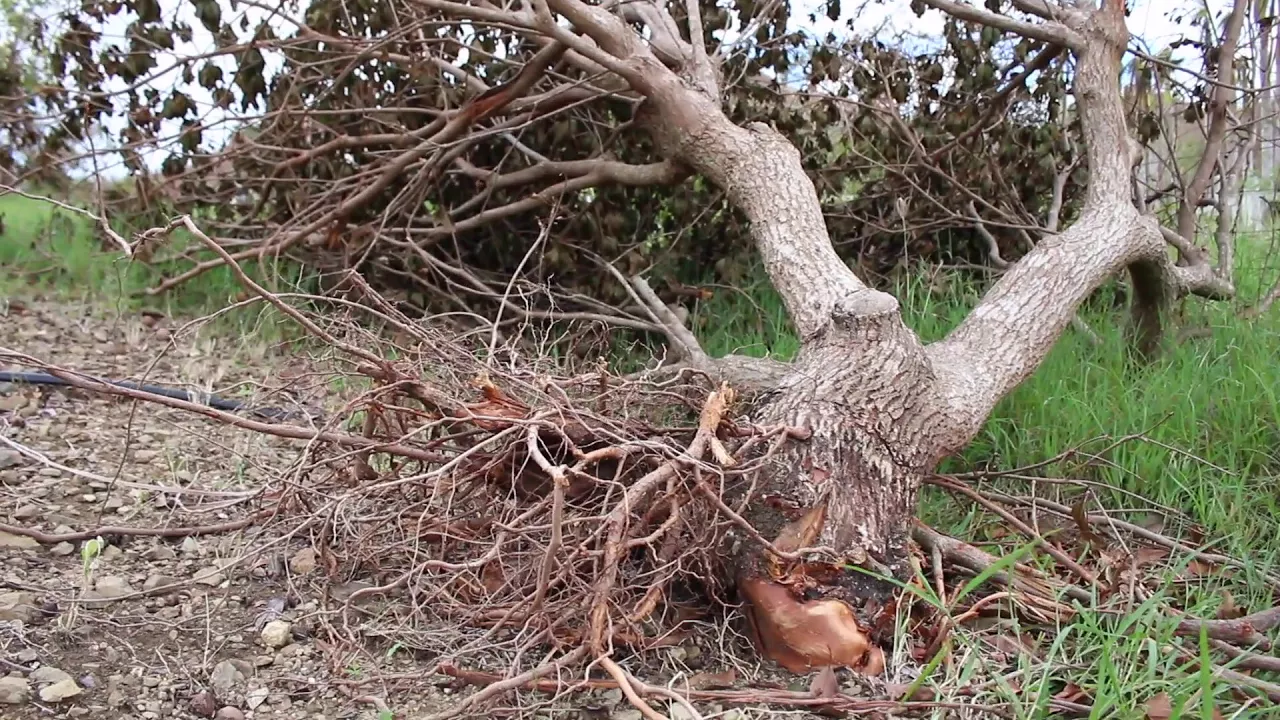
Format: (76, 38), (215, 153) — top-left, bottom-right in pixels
(773, 501), (827, 556)
(809, 666), (839, 698)
(1070, 499), (1104, 546)
(1145, 692), (1173, 720)
(1217, 590), (1244, 620)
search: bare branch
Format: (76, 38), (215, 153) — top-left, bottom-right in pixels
(917, 0), (1083, 50)
(1175, 0), (1250, 242)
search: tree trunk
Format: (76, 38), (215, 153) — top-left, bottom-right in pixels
(542, 0), (1236, 674)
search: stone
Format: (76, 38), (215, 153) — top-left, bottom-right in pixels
(0, 531), (38, 549)
(180, 537), (201, 555)
(143, 574), (181, 593)
(260, 620), (292, 649)
(144, 545), (176, 561)
(0, 450), (24, 470)
(209, 660), (244, 691)
(245, 686), (269, 710)
(29, 666), (74, 685)
(195, 566), (226, 587)
(214, 707), (245, 720)
(39, 678), (82, 702)
(288, 548), (317, 575)
(0, 592), (39, 623)
(0, 676), (31, 704)
(50, 542), (75, 556)
(189, 691), (217, 717)
(12, 504), (41, 520)
(94, 575), (133, 598)
(611, 710), (643, 720)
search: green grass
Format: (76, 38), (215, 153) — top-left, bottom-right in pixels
(0, 191), (316, 340)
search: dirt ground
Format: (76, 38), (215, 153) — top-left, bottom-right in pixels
(0, 296), (843, 720)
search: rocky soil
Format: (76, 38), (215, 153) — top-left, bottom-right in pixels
(0, 297), (466, 720)
(0, 296), (810, 720)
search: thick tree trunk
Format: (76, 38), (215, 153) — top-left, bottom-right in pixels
(541, 0), (1236, 674)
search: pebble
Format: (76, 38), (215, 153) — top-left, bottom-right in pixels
(260, 620), (292, 649)
(94, 575), (134, 598)
(30, 666), (74, 685)
(144, 545), (176, 561)
(214, 707), (245, 720)
(209, 659), (244, 691)
(12, 504), (41, 520)
(195, 566), (227, 587)
(143, 574), (181, 593)
(50, 541), (75, 556)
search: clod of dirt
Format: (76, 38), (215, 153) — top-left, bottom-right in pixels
(259, 620), (292, 649)
(0, 676), (31, 704)
(38, 678), (82, 703)
(287, 547), (316, 574)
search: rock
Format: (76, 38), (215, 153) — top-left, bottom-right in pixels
(134, 449), (160, 463)
(245, 686), (269, 710)
(144, 545), (176, 561)
(0, 591), (39, 623)
(143, 574), (181, 593)
(209, 660), (244, 691)
(611, 710), (644, 720)
(0, 450), (23, 470)
(0, 676), (31, 704)
(214, 707), (245, 720)
(94, 575), (133, 598)
(189, 691), (218, 717)
(29, 666), (74, 685)
(100, 544), (123, 561)
(288, 548), (317, 575)
(195, 566), (226, 587)
(50, 542), (75, 556)
(669, 704), (696, 720)
(39, 678), (82, 702)
(12, 504), (41, 520)
(180, 537), (201, 555)
(260, 620), (292, 649)
(0, 531), (38, 549)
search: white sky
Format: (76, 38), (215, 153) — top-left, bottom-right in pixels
(3, 0), (1238, 178)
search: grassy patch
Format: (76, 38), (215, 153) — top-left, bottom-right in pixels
(0, 192), (315, 341)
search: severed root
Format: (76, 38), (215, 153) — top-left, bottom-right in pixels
(740, 577), (884, 675)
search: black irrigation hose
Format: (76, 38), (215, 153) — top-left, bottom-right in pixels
(0, 370), (301, 422)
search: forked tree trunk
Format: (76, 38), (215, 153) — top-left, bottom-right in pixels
(543, 0), (1234, 673)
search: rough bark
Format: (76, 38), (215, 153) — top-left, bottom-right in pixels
(536, 0), (1235, 674)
